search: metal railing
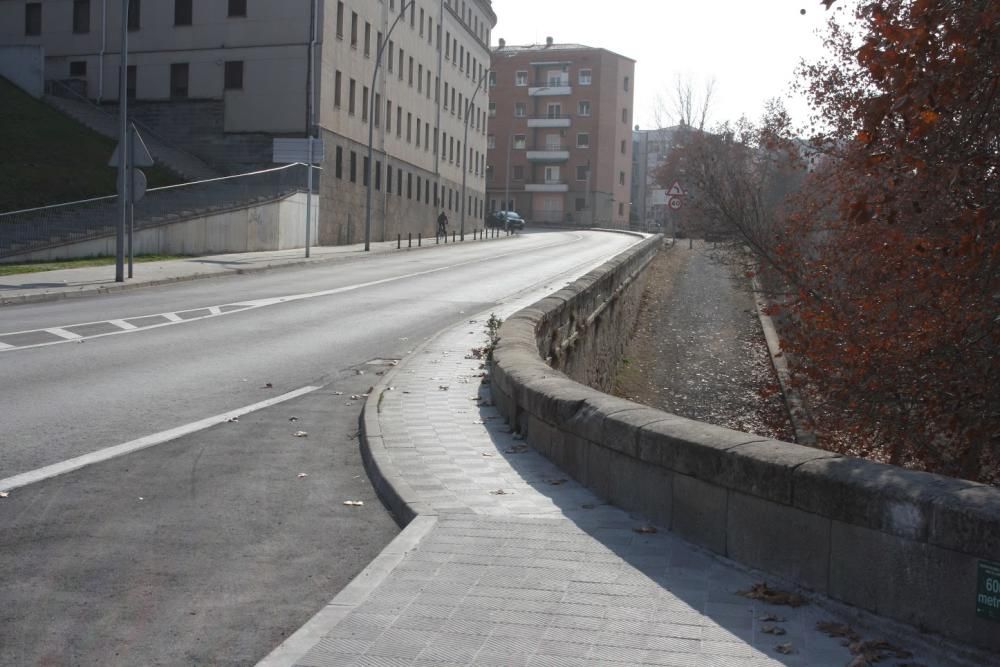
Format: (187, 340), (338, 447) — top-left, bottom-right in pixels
(0, 164), (315, 259)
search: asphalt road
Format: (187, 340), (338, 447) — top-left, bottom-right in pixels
(0, 230), (639, 665)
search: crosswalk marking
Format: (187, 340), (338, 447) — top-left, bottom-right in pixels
(45, 328), (82, 340)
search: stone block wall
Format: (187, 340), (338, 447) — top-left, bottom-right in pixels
(491, 234), (1000, 653)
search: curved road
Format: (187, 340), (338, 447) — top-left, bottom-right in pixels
(0, 230), (639, 665)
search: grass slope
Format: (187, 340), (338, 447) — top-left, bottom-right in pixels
(0, 77), (182, 212)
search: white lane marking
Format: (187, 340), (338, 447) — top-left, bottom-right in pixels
(208, 306), (222, 316)
(109, 319), (138, 331)
(45, 327), (82, 340)
(0, 341), (14, 350)
(0, 231), (604, 353)
(0, 385), (322, 493)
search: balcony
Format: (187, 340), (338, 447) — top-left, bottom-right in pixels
(528, 79), (572, 97)
(526, 115), (572, 128)
(526, 143), (570, 161)
(525, 180), (569, 192)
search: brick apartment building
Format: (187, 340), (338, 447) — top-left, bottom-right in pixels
(485, 38), (635, 227)
(0, 0), (496, 244)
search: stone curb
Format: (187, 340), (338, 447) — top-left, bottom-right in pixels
(254, 514), (438, 667)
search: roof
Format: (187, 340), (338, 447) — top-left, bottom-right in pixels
(492, 42), (635, 62)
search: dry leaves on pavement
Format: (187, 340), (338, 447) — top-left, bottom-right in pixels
(737, 582), (807, 607)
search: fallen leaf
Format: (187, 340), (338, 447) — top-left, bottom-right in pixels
(226, 417), (239, 423)
(775, 643), (794, 655)
(633, 525), (658, 534)
(439, 386), (449, 391)
(490, 489), (510, 495)
(505, 445), (529, 454)
(334, 391), (343, 396)
(355, 370), (365, 375)
(343, 500), (364, 507)
(297, 473), (309, 478)
(293, 431), (308, 438)
(263, 382), (273, 388)
(0, 491), (8, 498)
(546, 478), (568, 486)
(289, 417), (299, 422)
(760, 614), (786, 623)
(762, 625), (786, 635)
(481, 452), (494, 457)
(737, 582), (807, 607)
(816, 621), (858, 641)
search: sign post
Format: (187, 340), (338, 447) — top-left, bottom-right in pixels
(110, 124), (153, 278)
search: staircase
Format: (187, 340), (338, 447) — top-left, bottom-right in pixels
(44, 93), (220, 182)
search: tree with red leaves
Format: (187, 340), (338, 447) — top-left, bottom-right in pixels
(771, 0), (999, 482)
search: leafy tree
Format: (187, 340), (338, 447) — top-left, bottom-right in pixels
(774, 0), (999, 482)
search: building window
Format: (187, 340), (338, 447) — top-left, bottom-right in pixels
(335, 146), (343, 178)
(576, 133), (590, 148)
(350, 151), (357, 182)
(364, 22), (371, 56)
(350, 12), (358, 47)
(576, 165), (588, 181)
(126, 64), (136, 99)
(512, 165), (524, 180)
(397, 168), (402, 196)
(578, 100), (591, 116)
(170, 63), (189, 98)
(513, 135), (526, 149)
(579, 69), (592, 85)
(374, 93), (381, 126)
(127, 0), (140, 30)
(621, 139), (627, 154)
(488, 102), (496, 117)
(622, 108), (629, 123)
(619, 171), (626, 185)
(619, 202), (625, 215)
(174, 0), (192, 26)
(334, 70), (342, 107)
(24, 3), (41, 36)
(407, 173), (412, 199)
(348, 78), (356, 114)
(487, 135), (495, 149)
(228, 0), (247, 17)
(363, 157), (369, 186)
(73, 0), (90, 34)
(336, 1), (344, 38)
(386, 100), (392, 132)
(387, 165), (393, 191)
(375, 160), (382, 190)
(362, 86), (369, 122)
(488, 71), (496, 87)
(224, 61), (243, 90)
(515, 71), (527, 86)
(514, 102), (526, 118)
(68, 61), (86, 78)
(576, 198), (586, 211)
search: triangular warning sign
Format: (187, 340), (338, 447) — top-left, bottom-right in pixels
(109, 129), (155, 168)
(668, 182), (686, 197)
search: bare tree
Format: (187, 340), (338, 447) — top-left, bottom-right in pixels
(656, 74), (716, 130)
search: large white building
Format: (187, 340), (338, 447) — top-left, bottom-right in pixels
(0, 0), (496, 244)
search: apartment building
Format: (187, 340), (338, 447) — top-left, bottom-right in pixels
(631, 125), (684, 227)
(485, 39), (635, 227)
(0, 0), (495, 244)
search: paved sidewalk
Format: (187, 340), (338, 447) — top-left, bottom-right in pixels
(0, 233), (499, 306)
(264, 306), (963, 666)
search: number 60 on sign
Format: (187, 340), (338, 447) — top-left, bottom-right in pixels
(977, 560), (1000, 621)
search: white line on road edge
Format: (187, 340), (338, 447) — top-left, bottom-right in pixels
(0, 385), (322, 494)
(108, 319), (138, 330)
(45, 327), (82, 340)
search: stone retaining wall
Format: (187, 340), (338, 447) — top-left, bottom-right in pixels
(490, 235), (1000, 652)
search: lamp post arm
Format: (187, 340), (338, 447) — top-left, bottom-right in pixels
(365, 1), (414, 251)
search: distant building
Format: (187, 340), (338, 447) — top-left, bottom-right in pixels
(631, 125), (685, 229)
(0, 0), (496, 244)
(485, 38), (635, 227)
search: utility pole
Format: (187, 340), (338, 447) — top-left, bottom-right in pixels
(365, 1), (413, 251)
(304, 0), (318, 258)
(115, 0), (129, 283)
(504, 132), (512, 214)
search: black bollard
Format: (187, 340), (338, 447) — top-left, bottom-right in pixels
(418, 233), (422, 247)
(452, 231), (456, 243)
(397, 234), (401, 249)
(408, 232), (412, 248)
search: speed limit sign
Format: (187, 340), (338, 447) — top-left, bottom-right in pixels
(669, 196), (683, 210)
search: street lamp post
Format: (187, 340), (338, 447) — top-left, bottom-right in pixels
(115, 0), (130, 283)
(364, 1), (414, 252)
(459, 68), (492, 241)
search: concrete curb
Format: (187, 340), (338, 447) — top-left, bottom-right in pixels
(750, 276), (816, 446)
(254, 514), (438, 667)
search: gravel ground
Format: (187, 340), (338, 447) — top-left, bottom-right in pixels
(615, 241), (794, 441)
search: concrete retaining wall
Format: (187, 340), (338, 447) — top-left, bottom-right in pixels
(1, 46), (45, 98)
(4, 193), (317, 262)
(491, 235), (1000, 652)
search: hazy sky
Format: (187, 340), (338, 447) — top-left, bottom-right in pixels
(491, 0), (841, 131)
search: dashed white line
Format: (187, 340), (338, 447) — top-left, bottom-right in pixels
(0, 341), (14, 350)
(109, 319), (138, 330)
(163, 313), (183, 322)
(0, 385), (323, 493)
(45, 328), (82, 340)
(208, 306), (222, 316)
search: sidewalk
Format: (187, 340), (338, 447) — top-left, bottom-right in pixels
(260, 302), (961, 666)
(0, 233), (495, 306)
